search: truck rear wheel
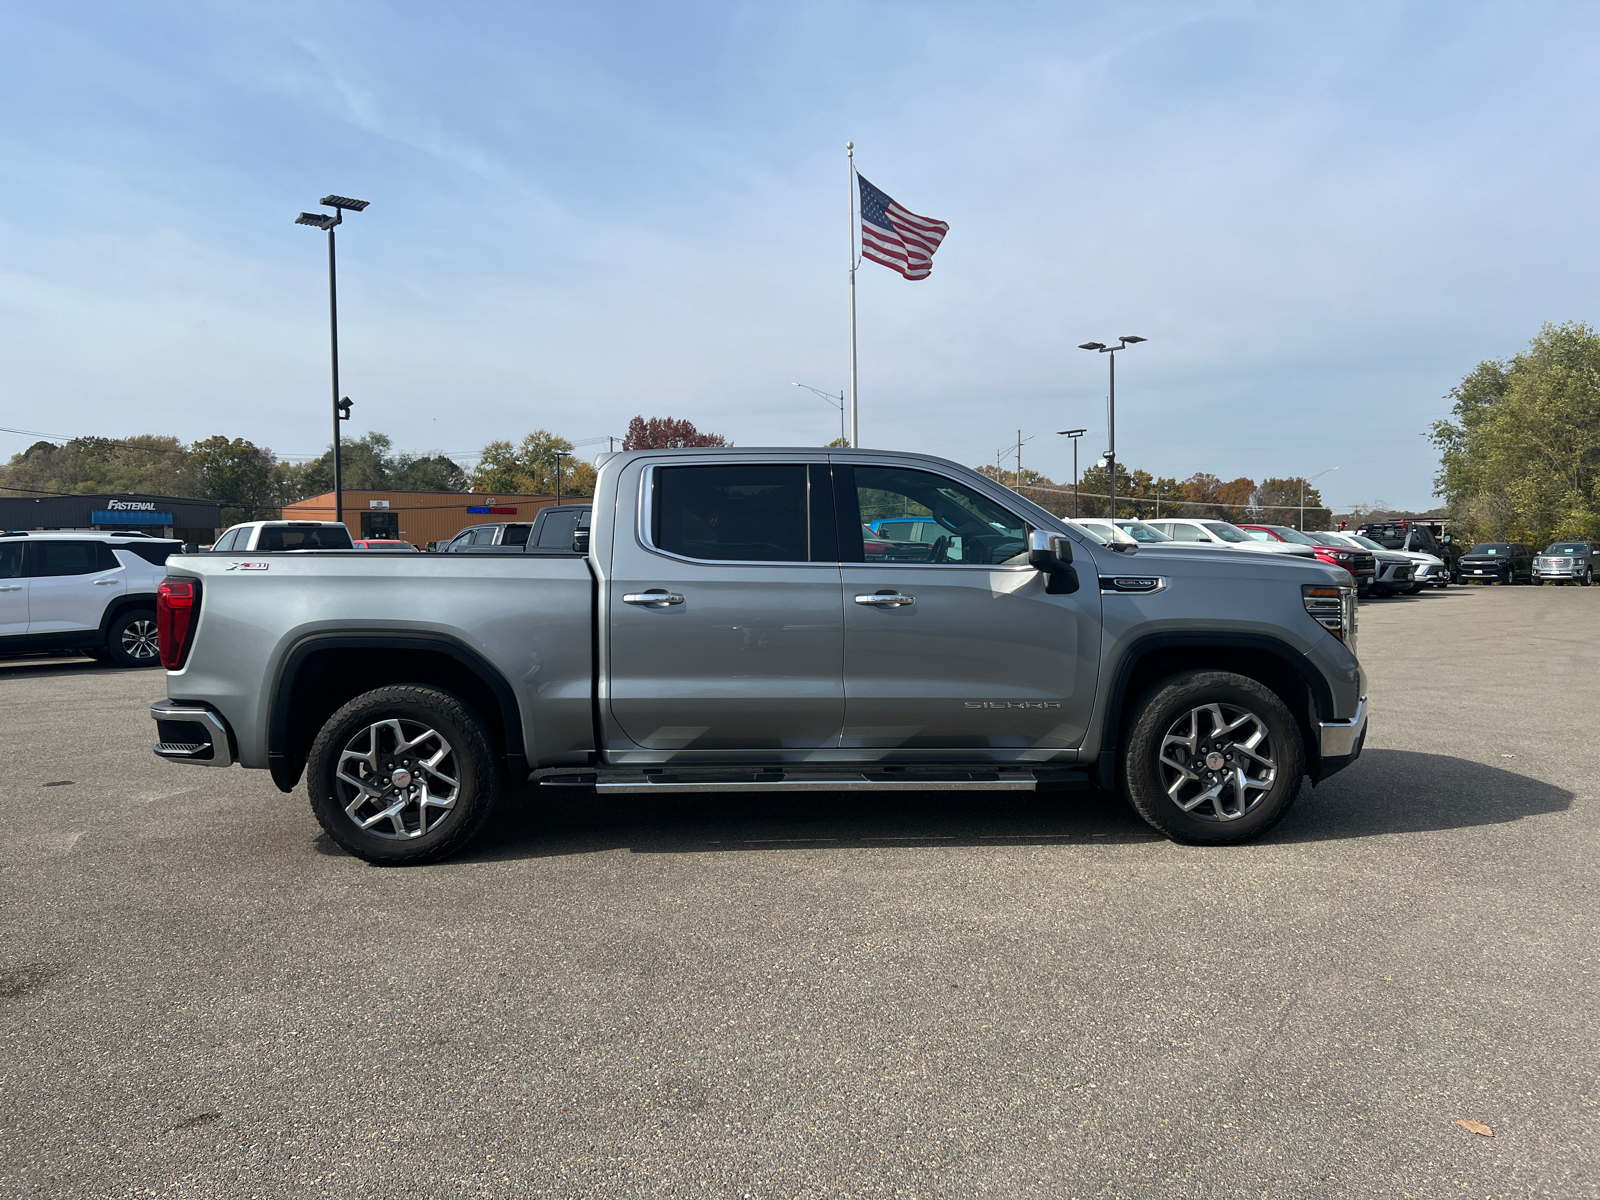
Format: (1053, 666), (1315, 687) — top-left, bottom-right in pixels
(306, 685), (501, 865)
(1121, 670), (1304, 844)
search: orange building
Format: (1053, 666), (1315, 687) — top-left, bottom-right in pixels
(281, 490), (568, 548)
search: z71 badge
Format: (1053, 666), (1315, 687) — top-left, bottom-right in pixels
(226, 562), (270, 571)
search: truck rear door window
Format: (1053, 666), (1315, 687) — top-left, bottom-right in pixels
(653, 464), (809, 562)
(536, 512), (579, 548)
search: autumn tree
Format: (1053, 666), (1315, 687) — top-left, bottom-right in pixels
(622, 416), (729, 450)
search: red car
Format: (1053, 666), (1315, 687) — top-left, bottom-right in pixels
(351, 539), (419, 552)
(1237, 524), (1375, 592)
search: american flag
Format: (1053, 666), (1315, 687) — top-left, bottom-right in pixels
(857, 174), (949, 281)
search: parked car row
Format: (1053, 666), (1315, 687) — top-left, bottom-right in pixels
(1457, 541), (1598, 585)
(1069, 516), (1441, 600)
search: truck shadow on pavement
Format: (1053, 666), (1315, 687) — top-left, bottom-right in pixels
(452, 749), (1570, 862)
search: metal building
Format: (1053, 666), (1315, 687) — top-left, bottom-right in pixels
(0, 493), (221, 544)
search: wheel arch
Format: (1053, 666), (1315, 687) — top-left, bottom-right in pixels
(98, 593), (158, 641)
(267, 633), (528, 793)
(1095, 633), (1333, 793)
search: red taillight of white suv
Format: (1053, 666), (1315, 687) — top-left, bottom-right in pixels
(156, 579), (201, 669)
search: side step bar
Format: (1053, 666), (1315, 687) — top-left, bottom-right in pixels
(536, 768), (1089, 794)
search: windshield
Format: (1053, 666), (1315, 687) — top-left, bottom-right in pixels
(1068, 521), (1115, 545)
(1360, 527), (1407, 550)
(1113, 520), (1171, 543)
(1468, 544), (1507, 555)
(1306, 532), (1349, 547)
(1262, 526), (1317, 545)
(1545, 543), (1587, 555)
(1347, 535), (1385, 552)
(1201, 521), (1253, 543)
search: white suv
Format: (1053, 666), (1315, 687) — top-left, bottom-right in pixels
(0, 532), (181, 667)
(1145, 518), (1318, 557)
(211, 521), (353, 552)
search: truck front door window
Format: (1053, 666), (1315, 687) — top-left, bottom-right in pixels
(834, 464), (1100, 751)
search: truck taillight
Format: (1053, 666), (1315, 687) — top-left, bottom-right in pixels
(157, 578), (201, 670)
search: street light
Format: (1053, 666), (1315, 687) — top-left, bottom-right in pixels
(1056, 428), (1087, 518)
(1077, 336), (1146, 519)
(1300, 467), (1338, 531)
(553, 449), (571, 506)
(295, 193), (369, 527)
(794, 382), (847, 446)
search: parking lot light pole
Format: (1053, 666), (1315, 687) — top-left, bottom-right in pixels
(296, 194), (369, 527)
(553, 449), (571, 506)
(1078, 337), (1146, 519)
(1056, 428), (1087, 518)
(794, 382), (847, 445)
(1300, 467), (1338, 531)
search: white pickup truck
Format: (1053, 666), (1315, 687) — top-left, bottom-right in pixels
(148, 448), (1368, 864)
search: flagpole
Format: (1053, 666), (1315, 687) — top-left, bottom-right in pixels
(847, 141), (859, 448)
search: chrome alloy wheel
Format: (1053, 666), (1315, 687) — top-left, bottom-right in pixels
(334, 719), (461, 839)
(1157, 703), (1278, 822)
(120, 618), (160, 661)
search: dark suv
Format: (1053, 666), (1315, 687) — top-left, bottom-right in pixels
(1355, 520), (1456, 585)
(1533, 541), (1598, 586)
(1457, 542), (1534, 585)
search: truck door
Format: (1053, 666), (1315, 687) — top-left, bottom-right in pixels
(835, 463), (1100, 752)
(606, 460), (844, 750)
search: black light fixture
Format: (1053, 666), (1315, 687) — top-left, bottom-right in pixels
(295, 194), (369, 527)
(1078, 336), (1147, 519)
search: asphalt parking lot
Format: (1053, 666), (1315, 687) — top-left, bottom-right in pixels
(2, 585), (1595, 1199)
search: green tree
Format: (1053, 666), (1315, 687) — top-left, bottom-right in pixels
(0, 435), (197, 497)
(189, 436), (279, 525)
(469, 431), (596, 497)
(1431, 321), (1600, 542)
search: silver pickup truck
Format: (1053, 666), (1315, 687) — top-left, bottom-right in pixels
(148, 448), (1367, 864)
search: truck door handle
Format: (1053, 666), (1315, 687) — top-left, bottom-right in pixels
(854, 592), (915, 607)
(0, 585), (20, 592)
(623, 591), (684, 607)
(95, 579), (119, 585)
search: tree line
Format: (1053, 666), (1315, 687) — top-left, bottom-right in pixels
(1432, 321), (1600, 544)
(979, 462), (1334, 530)
(0, 416), (728, 527)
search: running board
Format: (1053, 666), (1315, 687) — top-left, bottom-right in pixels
(536, 768), (1089, 794)
(599, 776), (1038, 794)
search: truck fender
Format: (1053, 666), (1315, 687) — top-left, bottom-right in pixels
(267, 633), (529, 793)
(1094, 632), (1336, 792)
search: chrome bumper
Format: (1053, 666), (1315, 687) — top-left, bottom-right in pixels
(1319, 696), (1368, 758)
(151, 699), (235, 768)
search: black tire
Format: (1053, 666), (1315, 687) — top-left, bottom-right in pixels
(1583, 570), (1593, 588)
(306, 685), (501, 865)
(105, 609), (161, 668)
(1121, 669), (1305, 845)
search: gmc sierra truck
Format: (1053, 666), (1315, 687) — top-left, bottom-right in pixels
(148, 448), (1367, 864)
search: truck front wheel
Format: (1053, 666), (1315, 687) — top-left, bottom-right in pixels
(306, 685), (501, 865)
(1121, 670), (1304, 844)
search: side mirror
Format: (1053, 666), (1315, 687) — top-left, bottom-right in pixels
(572, 529), (590, 555)
(1028, 530), (1079, 594)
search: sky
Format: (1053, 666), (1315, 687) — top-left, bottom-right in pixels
(4, 2), (1599, 512)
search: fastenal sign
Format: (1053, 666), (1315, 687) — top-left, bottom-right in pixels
(105, 499), (159, 511)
